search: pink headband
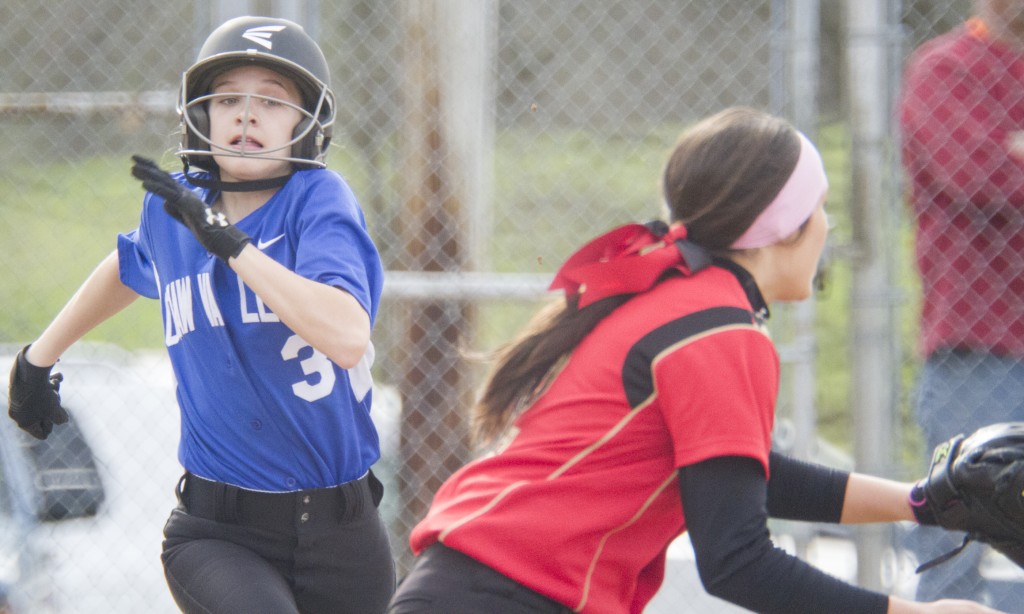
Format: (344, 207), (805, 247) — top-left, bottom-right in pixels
(730, 131), (828, 250)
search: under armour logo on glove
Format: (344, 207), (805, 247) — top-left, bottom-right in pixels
(131, 155), (252, 261)
(206, 209), (229, 228)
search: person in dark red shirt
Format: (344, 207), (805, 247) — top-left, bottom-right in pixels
(386, 107), (1001, 614)
(901, 1), (1024, 608)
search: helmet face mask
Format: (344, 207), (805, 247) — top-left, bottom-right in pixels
(179, 75), (332, 169)
(177, 17), (336, 179)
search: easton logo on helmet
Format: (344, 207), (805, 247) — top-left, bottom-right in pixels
(242, 25), (286, 50)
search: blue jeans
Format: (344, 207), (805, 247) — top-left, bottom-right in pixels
(907, 349), (1024, 611)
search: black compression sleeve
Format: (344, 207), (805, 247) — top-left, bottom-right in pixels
(766, 451), (849, 523)
(679, 456), (888, 613)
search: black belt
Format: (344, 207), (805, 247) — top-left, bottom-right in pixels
(178, 471), (380, 529)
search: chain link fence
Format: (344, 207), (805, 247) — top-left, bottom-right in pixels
(2, 0), (1019, 612)
(898, 0), (1024, 609)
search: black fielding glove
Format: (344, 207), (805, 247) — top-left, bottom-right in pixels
(910, 423), (1024, 573)
(130, 155), (251, 261)
(8, 345), (69, 440)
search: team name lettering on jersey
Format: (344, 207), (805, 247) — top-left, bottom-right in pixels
(163, 273), (292, 348)
(196, 273), (225, 327)
(238, 276), (280, 323)
(164, 277), (196, 346)
(164, 274), (227, 346)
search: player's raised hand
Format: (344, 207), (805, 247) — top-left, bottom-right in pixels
(130, 155), (251, 261)
(8, 345), (69, 440)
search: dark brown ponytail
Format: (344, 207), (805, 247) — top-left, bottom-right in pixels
(472, 294), (630, 445)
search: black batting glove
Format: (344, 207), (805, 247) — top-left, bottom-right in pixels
(130, 155), (251, 261)
(8, 345), (69, 440)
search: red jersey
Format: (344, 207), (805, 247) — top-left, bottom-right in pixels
(900, 20), (1024, 357)
(410, 265), (778, 614)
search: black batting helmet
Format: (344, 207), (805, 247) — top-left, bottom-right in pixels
(177, 16), (336, 174)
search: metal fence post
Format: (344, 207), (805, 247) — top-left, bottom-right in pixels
(768, 0), (823, 563)
(846, 0), (903, 592)
(393, 0), (496, 574)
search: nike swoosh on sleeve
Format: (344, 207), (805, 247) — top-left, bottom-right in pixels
(256, 234), (285, 250)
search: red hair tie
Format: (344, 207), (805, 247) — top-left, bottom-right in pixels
(549, 222), (711, 308)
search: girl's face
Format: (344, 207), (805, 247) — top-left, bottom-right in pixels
(771, 195), (830, 302)
(206, 65), (305, 183)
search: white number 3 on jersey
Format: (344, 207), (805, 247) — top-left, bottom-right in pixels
(280, 334), (374, 403)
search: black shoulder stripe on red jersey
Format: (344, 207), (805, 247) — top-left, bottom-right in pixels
(621, 306), (758, 408)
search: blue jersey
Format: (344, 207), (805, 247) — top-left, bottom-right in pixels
(117, 168), (384, 491)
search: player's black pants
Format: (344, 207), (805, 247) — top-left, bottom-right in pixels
(162, 471), (396, 614)
(387, 542), (572, 613)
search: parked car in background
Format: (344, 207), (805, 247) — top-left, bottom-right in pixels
(0, 342), (403, 614)
(0, 343), (180, 614)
